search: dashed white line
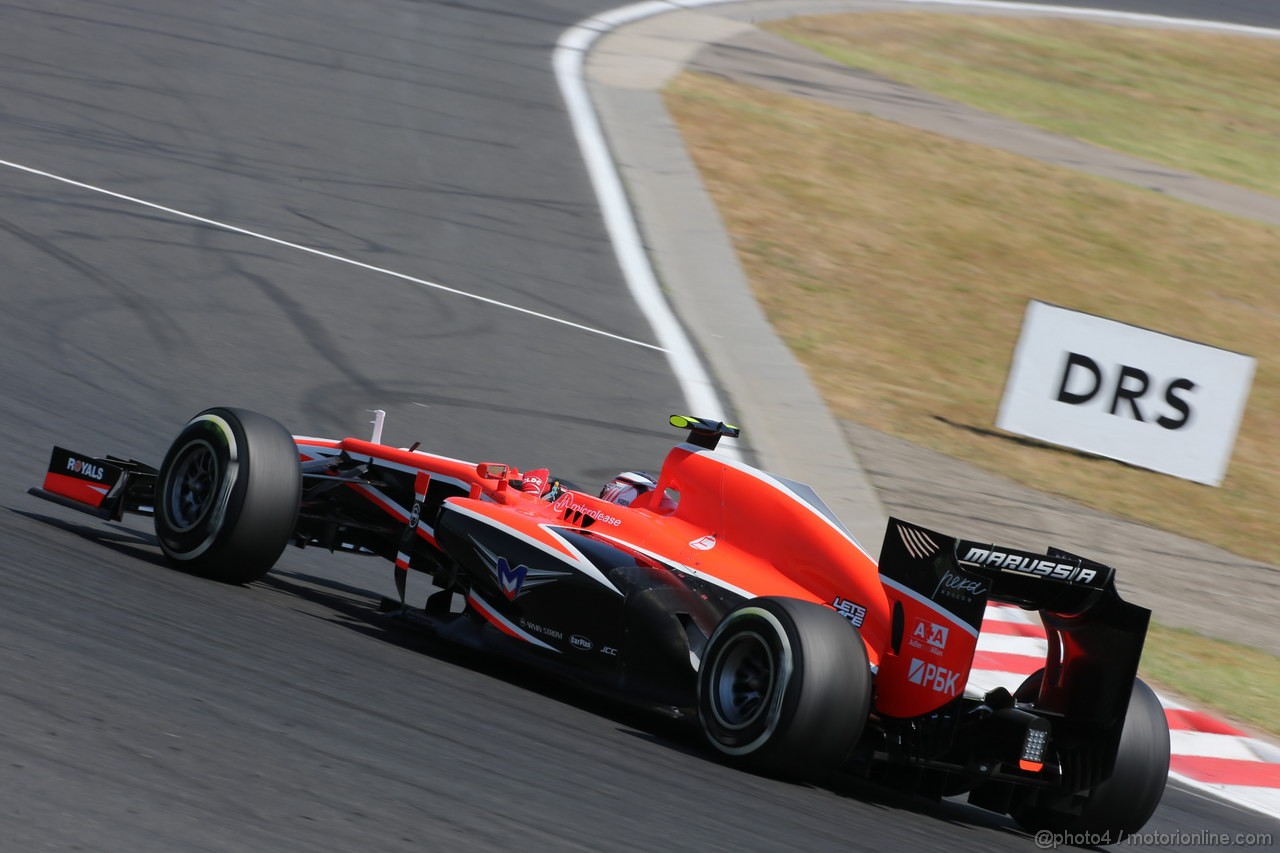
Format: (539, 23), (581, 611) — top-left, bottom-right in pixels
(0, 157), (665, 352)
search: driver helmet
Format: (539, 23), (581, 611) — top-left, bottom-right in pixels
(599, 471), (657, 506)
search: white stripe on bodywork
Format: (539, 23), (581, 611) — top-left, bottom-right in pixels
(336, 449), (472, 492)
(442, 502), (623, 595)
(353, 483), (410, 521)
(467, 592), (559, 652)
(294, 442), (472, 493)
(590, 531), (755, 600)
(880, 575), (979, 639)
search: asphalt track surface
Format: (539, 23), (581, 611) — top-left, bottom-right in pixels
(0, 1), (1276, 850)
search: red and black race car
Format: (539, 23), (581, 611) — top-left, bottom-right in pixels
(29, 407), (1170, 841)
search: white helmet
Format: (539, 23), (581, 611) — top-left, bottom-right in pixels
(599, 471), (657, 506)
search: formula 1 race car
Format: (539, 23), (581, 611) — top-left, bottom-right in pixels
(29, 407), (1169, 841)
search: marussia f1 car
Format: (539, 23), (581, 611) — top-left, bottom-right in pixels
(30, 408), (1170, 840)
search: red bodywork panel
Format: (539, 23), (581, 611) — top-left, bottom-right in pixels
(44, 470), (112, 508)
(28, 417), (1152, 759)
(41, 447), (124, 509)
(875, 583), (980, 717)
(298, 436), (895, 674)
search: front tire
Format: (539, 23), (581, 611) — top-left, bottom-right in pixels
(154, 407), (301, 584)
(697, 596), (872, 778)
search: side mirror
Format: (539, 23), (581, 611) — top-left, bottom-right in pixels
(475, 462), (510, 480)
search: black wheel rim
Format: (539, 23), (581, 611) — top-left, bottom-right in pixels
(710, 630), (776, 731)
(166, 440), (219, 532)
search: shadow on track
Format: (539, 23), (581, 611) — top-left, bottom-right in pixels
(7, 505), (1035, 845)
(8, 507), (168, 565)
(259, 565), (1032, 846)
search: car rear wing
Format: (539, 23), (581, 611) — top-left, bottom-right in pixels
(28, 446), (158, 521)
(874, 518), (1149, 734)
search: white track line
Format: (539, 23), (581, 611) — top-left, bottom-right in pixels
(0, 157), (664, 352)
(554, 1), (740, 429)
(559, 0), (1280, 820)
(551, 0), (1278, 456)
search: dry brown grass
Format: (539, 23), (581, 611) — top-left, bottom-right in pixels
(664, 72), (1279, 565)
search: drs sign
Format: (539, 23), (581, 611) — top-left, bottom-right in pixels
(997, 302), (1254, 486)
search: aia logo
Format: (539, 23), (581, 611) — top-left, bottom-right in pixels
(908, 618), (949, 656)
(496, 557), (528, 601)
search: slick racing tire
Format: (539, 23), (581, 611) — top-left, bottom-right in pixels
(154, 407), (301, 584)
(698, 596), (871, 778)
(1011, 672), (1170, 841)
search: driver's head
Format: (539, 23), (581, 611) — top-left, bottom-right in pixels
(599, 471), (657, 506)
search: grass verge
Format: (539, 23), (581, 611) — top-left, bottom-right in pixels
(768, 13), (1280, 196)
(1143, 622), (1280, 739)
(663, 70), (1279, 730)
(665, 72), (1278, 566)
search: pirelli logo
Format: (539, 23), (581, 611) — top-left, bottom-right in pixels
(959, 544), (1099, 585)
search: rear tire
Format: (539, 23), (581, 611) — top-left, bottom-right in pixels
(1012, 673), (1169, 840)
(154, 407), (301, 584)
(697, 596), (872, 778)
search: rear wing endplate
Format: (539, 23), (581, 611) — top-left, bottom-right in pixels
(876, 518), (1149, 735)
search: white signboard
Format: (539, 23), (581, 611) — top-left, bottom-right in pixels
(997, 302), (1255, 486)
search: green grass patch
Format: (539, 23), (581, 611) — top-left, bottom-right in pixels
(1143, 622), (1280, 738)
(768, 13), (1280, 196)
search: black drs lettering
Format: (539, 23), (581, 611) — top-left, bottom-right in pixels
(1054, 352), (1196, 430)
(1109, 366), (1149, 421)
(1055, 353), (1101, 404)
(1156, 378), (1196, 430)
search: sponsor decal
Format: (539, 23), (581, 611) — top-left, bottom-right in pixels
(552, 492), (621, 527)
(497, 557), (528, 601)
(996, 301), (1255, 486)
(907, 657), (960, 697)
(934, 570), (987, 602)
(570, 634), (593, 651)
(67, 457), (105, 481)
(689, 535), (716, 551)
(831, 596), (867, 628)
(518, 618), (563, 640)
(908, 618), (949, 656)
(600, 645), (618, 657)
(896, 524), (939, 560)
(1054, 352), (1196, 429)
(960, 546), (1098, 585)
(475, 541), (571, 600)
